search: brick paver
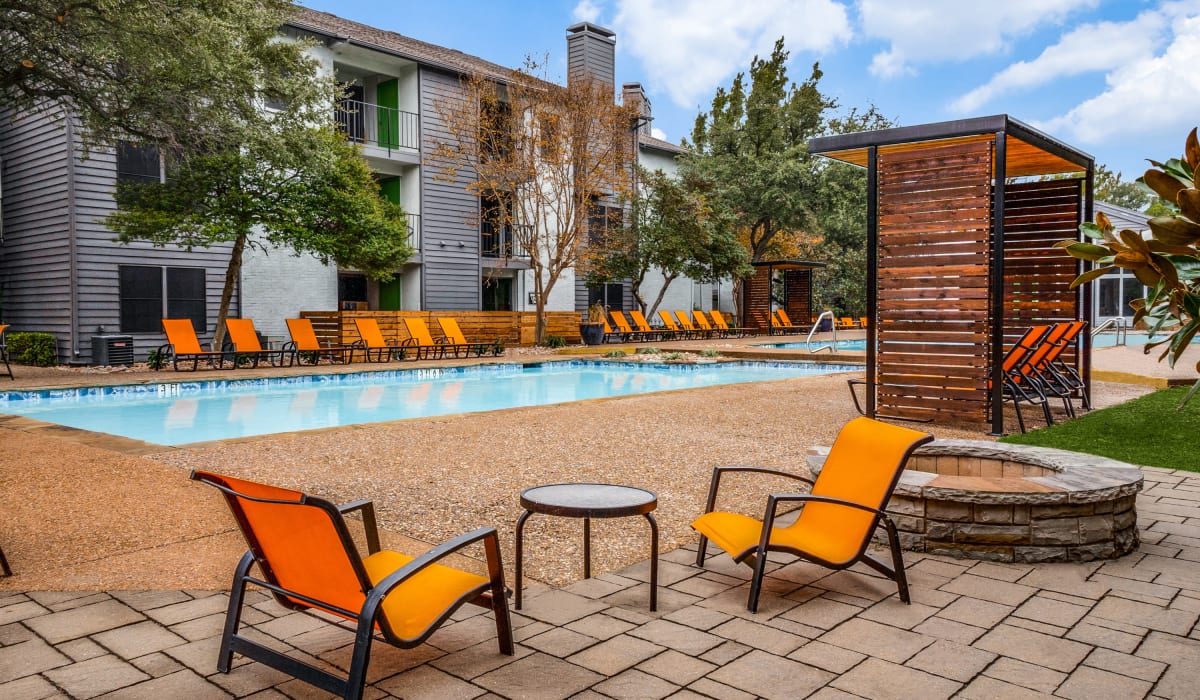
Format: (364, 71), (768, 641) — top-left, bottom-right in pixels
(7, 465), (1200, 698)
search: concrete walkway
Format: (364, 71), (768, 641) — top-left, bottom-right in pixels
(3, 465), (1200, 699)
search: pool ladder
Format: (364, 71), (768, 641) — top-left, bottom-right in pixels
(806, 311), (838, 353)
(1092, 318), (1128, 346)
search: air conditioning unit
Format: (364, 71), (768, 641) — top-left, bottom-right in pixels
(92, 335), (134, 366)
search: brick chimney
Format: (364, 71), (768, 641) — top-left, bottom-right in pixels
(566, 22), (616, 87)
(622, 82), (652, 136)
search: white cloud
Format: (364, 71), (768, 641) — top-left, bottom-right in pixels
(950, 11), (1168, 114)
(651, 126), (667, 140)
(573, 0), (602, 23)
(1036, 11), (1200, 147)
(613, 0), (853, 108)
(860, 0), (1098, 78)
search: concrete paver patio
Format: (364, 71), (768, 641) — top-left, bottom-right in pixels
(3, 463), (1200, 699)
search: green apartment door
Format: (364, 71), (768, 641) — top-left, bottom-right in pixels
(377, 176), (403, 310)
(377, 79), (400, 149)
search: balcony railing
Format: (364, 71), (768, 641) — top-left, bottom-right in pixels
(406, 214), (421, 251)
(481, 225), (528, 259)
(335, 99), (419, 153)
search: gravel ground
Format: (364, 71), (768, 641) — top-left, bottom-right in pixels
(0, 343), (1157, 592)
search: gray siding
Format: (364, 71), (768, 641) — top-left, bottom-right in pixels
(1, 104), (234, 364)
(567, 32), (615, 86)
(420, 67), (480, 310)
(0, 105), (73, 358)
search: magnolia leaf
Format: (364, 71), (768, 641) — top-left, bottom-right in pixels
(1070, 265), (1115, 288)
(1096, 211), (1113, 235)
(1179, 377), (1200, 410)
(1187, 128), (1200, 175)
(1149, 215), (1200, 246)
(1168, 319), (1200, 367)
(1145, 168), (1188, 202)
(1149, 252), (1181, 290)
(1178, 188), (1200, 223)
(1120, 228), (1151, 253)
(1079, 221), (1105, 241)
(1146, 240), (1198, 255)
(1056, 241), (1111, 261)
(1165, 254), (1200, 280)
(1133, 265), (1163, 287)
(1113, 250), (1149, 267)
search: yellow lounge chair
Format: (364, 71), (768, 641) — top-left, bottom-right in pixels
(836, 317), (856, 330)
(859, 316), (869, 329)
(705, 310), (752, 338)
(690, 310), (719, 338)
(225, 318), (293, 368)
(772, 309), (806, 335)
(353, 318), (398, 363)
(401, 317), (447, 360)
(191, 470), (513, 700)
(285, 318), (357, 365)
(159, 319), (228, 371)
(436, 317), (493, 358)
(692, 417), (933, 611)
(609, 310), (644, 342)
(675, 311), (709, 339)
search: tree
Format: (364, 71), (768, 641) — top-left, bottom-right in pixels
(2, 0), (316, 151)
(106, 124), (414, 348)
(586, 167), (750, 317)
(1094, 164), (1155, 212)
(432, 61), (640, 344)
(1057, 128), (1200, 405)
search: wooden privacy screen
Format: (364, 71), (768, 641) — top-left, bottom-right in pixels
(1002, 179), (1083, 371)
(743, 267), (773, 332)
(875, 140), (994, 424)
(784, 269), (813, 323)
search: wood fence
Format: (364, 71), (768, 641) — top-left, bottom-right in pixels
(298, 310), (585, 347)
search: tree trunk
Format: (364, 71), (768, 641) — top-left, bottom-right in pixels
(212, 231), (248, 350)
(646, 273), (677, 319)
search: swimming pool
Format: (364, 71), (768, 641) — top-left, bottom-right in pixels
(0, 360), (861, 446)
(758, 332), (1150, 351)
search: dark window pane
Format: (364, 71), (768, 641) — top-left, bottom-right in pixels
(166, 268), (206, 330)
(118, 266), (163, 332)
(116, 142), (161, 184)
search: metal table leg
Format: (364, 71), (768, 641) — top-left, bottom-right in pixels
(514, 510), (532, 609)
(583, 516), (591, 579)
(645, 512), (658, 611)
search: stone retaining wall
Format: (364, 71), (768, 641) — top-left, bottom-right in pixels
(809, 440), (1143, 563)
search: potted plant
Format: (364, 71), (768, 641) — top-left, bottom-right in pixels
(580, 303), (607, 345)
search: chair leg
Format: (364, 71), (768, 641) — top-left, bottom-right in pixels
(219, 552), (255, 673)
(746, 549), (769, 613)
(483, 532), (515, 655)
(345, 616), (377, 700)
(882, 516), (911, 604)
(694, 536), (709, 568)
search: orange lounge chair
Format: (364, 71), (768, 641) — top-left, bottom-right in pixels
(773, 309), (806, 335)
(691, 310), (719, 338)
(401, 317), (447, 360)
(692, 417), (933, 611)
(676, 311), (710, 339)
(836, 317), (856, 330)
(353, 318), (398, 363)
(998, 325), (1054, 433)
(191, 470), (513, 700)
(858, 316), (869, 329)
(658, 310), (689, 339)
(284, 318), (357, 365)
(609, 310), (648, 342)
(629, 310), (668, 341)
(436, 317), (494, 358)
(0, 324), (11, 380)
(159, 319), (228, 371)
(225, 318), (293, 368)
(705, 310), (752, 338)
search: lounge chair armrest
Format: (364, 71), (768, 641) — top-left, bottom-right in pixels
(338, 499), (381, 554)
(366, 527), (502, 604)
(281, 341), (297, 353)
(701, 466), (814, 516)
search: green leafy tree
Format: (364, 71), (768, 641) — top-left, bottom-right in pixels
(106, 125), (414, 348)
(1057, 128), (1200, 405)
(2, 0), (315, 150)
(586, 167), (751, 317)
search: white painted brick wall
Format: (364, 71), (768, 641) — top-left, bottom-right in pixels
(240, 244), (338, 339)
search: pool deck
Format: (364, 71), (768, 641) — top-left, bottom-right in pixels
(1, 336), (1197, 698)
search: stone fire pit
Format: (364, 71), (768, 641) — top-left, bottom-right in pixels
(809, 440), (1142, 563)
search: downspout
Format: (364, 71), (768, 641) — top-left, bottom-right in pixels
(65, 112), (80, 362)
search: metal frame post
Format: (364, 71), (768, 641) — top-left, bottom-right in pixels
(990, 132), (1008, 436)
(865, 145), (878, 417)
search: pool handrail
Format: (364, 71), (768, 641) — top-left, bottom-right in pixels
(806, 311), (838, 354)
(1092, 317), (1128, 346)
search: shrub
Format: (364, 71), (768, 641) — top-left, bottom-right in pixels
(544, 335), (566, 348)
(6, 332), (58, 366)
(700, 348), (722, 358)
(147, 347), (168, 370)
(660, 352), (685, 361)
(635, 347), (660, 355)
(603, 349), (626, 358)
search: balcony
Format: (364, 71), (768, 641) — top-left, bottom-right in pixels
(336, 99), (419, 154)
(406, 214), (421, 251)
(481, 224), (528, 259)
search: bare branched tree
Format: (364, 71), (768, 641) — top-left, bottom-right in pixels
(432, 60), (639, 344)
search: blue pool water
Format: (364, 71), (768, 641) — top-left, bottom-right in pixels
(759, 332), (1148, 351)
(0, 361), (860, 446)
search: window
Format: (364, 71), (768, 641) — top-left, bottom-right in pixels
(119, 266), (206, 333)
(588, 201), (623, 246)
(481, 192), (514, 257)
(588, 284), (624, 310)
(115, 142), (163, 184)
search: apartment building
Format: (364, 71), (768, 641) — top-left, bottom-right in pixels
(0, 7), (719, 363)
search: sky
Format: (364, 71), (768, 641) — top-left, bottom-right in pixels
(299, 0), (1200, 185)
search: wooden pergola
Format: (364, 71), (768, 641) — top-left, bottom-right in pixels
(808, 115), (1094, 433)
(741, 260), (826, 334)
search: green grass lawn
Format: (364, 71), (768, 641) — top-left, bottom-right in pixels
(1000, 386), (1200, 471)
